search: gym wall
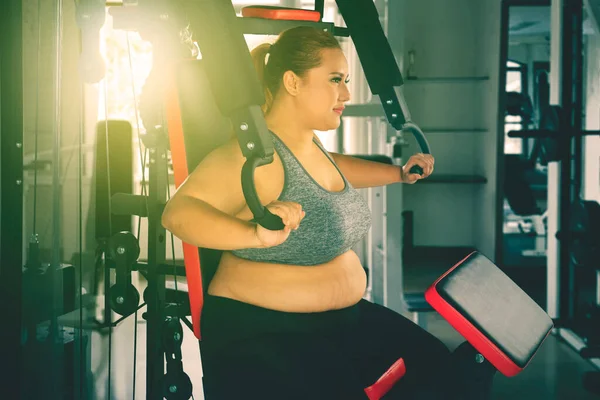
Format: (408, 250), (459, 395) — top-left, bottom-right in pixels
(394, 0), (502, 259)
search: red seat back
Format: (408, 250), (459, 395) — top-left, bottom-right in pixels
(165, 59), (233, 339)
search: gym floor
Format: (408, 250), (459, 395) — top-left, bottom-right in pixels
(427, 312), (598, 399)
(88, 252), (598, 400)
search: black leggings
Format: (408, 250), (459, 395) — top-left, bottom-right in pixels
(199, 295), (466, 400)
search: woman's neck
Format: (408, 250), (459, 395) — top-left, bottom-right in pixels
(265, 99), (315, 155)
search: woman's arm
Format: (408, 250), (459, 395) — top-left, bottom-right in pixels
(314, 135), (401, 188)
(330, 153), (403, 188)
(162, 139), (264, 250)
(314, 135), (433, 188)
(163, 194), (261, 250)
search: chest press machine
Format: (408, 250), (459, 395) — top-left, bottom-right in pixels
(101, 1), (554, 398)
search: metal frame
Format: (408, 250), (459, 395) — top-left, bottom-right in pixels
(555, 0), (583, 322)
(549, 1), (600, 367)
(0, 0), (24, 397)
(144, 140), (169, 399)
(237, 17), (349, 36)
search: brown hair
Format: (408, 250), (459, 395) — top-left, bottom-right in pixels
(250, 26), (342, 113)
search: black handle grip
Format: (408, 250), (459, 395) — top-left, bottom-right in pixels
(252, 208), (286, 231)
(241, 157), (286, 231)
(409, 165), (424, 175)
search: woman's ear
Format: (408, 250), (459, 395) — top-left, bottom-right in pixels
(282, 70), (300, 96)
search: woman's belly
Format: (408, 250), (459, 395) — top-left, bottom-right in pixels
(207, 250), (367, 313)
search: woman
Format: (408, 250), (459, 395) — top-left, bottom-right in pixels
(162, 26), (492, 400)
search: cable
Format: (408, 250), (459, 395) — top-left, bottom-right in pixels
(32, 0), (43, 237)
(138, 148), (148, 238)
(157, 43), (187, 400)
(166, 179), (179, 294)
(126, 31), (148, 400)
(133, 307), (139, 400)
(78, 29), (85, 400)
(158, 84), (179, 294)
(48, 1), (64, 398)
(103, 61), (114, 400)
(126, 31), (149, 206)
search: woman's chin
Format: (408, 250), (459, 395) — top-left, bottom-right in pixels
(315, 117), (341, 132)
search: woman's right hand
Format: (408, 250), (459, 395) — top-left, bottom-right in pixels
(254, 201), (306, 248)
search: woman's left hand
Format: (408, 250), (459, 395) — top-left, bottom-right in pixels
(401, 153), (435, 184)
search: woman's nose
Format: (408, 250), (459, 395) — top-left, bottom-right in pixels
(340, 83), (351, 102)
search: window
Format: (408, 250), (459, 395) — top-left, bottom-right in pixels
(97, 11), (161, 260)
(505, 60), (527, 154)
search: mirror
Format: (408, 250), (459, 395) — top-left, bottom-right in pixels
(498, 0), (550, 301)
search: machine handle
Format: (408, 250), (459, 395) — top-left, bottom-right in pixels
(241, 157), (285, 231)
(401, 121), (431, 175)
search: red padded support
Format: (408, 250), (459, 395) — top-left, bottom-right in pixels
(424, 252), (551, 377)
(241, 6), (321, 22)
(164, 61), (205, 340)
(364, 357), (406, 400)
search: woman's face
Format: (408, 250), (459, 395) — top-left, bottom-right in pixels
(292, 48), (351, 131)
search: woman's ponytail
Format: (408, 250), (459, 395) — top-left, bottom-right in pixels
(250, 43), (273, 114)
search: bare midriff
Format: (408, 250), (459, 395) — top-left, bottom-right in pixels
(207, 250), (367, 313)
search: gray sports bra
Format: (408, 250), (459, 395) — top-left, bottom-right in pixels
(231, 131), (372, 266)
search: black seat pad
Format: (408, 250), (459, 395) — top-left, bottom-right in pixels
(425, 252), (554, 376)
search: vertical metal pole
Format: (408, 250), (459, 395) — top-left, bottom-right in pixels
(52, 1), (64, 273)
(495, 0), (509, 266)
(549, 0), (583, 320)
(51, 0), (64, 332)
(49, 0), (65, 396)
(146, 137), (167, 399)
(366, 119), (375, 300)
(337, 119), (345, 153)
(596, 271), (600, 306)
(0, 0), (24, 397)
(557, 0), (573, 321)
(570, 0), (584, 199)
(378, 119), (388, 307)
(547, 0), (563, 319)
(315, 0), (325, 18)
(568, 0), (584, 320)
(384, 0), (406, 315)
(558, 0), (582, 320)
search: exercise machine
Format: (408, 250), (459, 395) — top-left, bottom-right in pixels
(163, 2), (552, 399)
(0, 0), (557, 398)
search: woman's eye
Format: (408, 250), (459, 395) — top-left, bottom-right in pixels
(331, 77), (350, 84)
